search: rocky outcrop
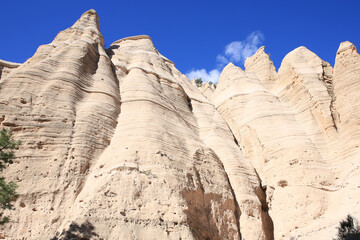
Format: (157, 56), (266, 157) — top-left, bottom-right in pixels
(244, 46), (278, 89)
(0, 59), (20, 80)
(333, 42), (360, 164)
(1, 10), (261, 240)
(211, 62), (335, 239)
(0, 9), (120, 239)
(52, 35), (244, 240)
(1, 9), (360, 240)
(199, 81), (215, 99)
(208, 43), (360, 239)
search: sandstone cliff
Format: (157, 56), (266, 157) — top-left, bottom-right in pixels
(0, 59), (20, 80)
(1, 9), (359, 240)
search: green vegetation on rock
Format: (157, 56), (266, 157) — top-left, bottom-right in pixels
(0, 129), (20, 225)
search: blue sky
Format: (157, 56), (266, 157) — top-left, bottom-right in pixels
(1, 0), (359, 83)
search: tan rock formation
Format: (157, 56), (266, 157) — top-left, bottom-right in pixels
(333, 41), (360, 164)
(0, 10), (263, 240)
(244, 46), (278, 89)
(0, 9), (120, 239)
(199, 81), (214, 99)
(1, 9), (360, 240)
(208, 43), (360, 239)
(0, 59), (20, 80)
(211, 62), (335, 239)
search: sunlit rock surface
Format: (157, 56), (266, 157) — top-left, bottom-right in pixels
(1, 9), (360, 240)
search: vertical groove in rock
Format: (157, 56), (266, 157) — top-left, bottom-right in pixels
(1, 9), (360, 240)
(253, 169), (274, 240)
(171, 64), (272, 239)
(0, 10), (121, 239)
(274, 47), (338, 166)
(333, 41), (360, 164)
(211, 62), (335, 239)
(320, 61), (339, 131)
(50, 35), (243, 240)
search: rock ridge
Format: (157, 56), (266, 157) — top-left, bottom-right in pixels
(1, 9), (359, 240)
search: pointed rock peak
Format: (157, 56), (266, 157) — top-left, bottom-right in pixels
(202, 81), (210, 88)
(224, 62), (243, 71)
(71, 9), (101, 33)
(217, 62), (243, 86)
(281, 46), (320, 66)
(245, 45), (274, 69)
(81, 9), (99, 18)
(255, 46), (266, 54)
(281, 46), (313, 60)
(295, 46), (308, 50)
(225, 62), (235, 68)
(50, 9), (104, 45)
(337, 41), (358, 55)
(255, 46), (272, 59)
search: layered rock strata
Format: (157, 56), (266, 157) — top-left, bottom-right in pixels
(207, 44), (360, 239)
(1, 9), (360, 240)
(0, 10), (268, 240)
(0, 59), (20, 80)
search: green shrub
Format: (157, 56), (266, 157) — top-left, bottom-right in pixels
(334, 215), (360, 240)
(0, 129), (20, 225)
(195, 78), (203, 87)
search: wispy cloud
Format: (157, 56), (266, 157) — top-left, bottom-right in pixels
(186, 69), (220, 84)
(217, 31), (264, 68)
(186, 31), (264, 84)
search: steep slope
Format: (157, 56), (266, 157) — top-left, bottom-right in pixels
(0, 10), (120, 239)
(0, 10), (273, 240)
(52, 35), (238, 240)
(333, 42), (360, 166)
(0, 59), (20, 80)
(208, 43), (360, 239)
(211, 62), (335, 239)
(1, 9), (360, 240)
(199, 81), (215, 99)
(244, 46), (278, 89)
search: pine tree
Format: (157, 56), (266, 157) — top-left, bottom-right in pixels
(334, 215), (360, 240)
(195, 78), (203, 87)
(0, 129), (20, 225)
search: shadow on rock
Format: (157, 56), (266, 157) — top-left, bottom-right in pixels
(51, 221), (102, 240)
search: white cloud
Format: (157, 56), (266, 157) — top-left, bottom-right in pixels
(186, 31), (264, 84)
(186, 69), (220, 84)
(217, 31), (264, 67)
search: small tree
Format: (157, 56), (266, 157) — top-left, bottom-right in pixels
(0, 129), (20, 225)
(334, 215), (360, 240)
(195, 78), (203, 87)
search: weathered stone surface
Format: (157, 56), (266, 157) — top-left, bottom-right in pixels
(1, 9), (360, 240)
(0, 59), (20, 80)
(54, 35), (242, 240)
(245, 46), (278, 89)
(0, 10), (258, 240)
(212, 62), (335, 239)
(333, 41), (360, 164)
(0, 9), (120, 239)
(208, 43), (360, 239)
(199, 81), (215, 99)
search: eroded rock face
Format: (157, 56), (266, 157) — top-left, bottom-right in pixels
(54, 35), (244, 240)
(211, 62), (334, 239)
(0, 9), (120, 239)
(0, 10), (248, 240)
(1, 9), (360, 240)
(0, 59), (20, 80)
(209, 43), (360, 239)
